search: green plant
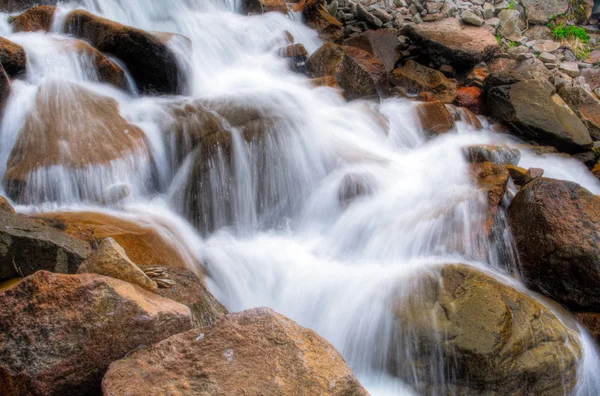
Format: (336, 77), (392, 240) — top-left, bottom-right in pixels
(507, 0), (517, 10)
(552, 24), (590, 42)
(495, 34), (503, 44)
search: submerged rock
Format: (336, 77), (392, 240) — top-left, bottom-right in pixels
(0, 37), (26, 77)
(102, 308), (368, 396)
(0, 271), (192, 396)
(469, 162), (510, 234)
(508, 177), (600, 310)
(463, 145), (521, 166)
(392, 264), (581, 395)
(415, 100), (455, 136)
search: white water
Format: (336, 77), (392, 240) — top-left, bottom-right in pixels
(2, 0), (600, 394)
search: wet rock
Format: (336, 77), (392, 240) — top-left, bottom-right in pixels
(415, 100), (455, 136)
(11, 5), (56, 32)
(390, 60), (457, 103)
(0, 210), (89, 282)
(465, 62), (489, 88)
(403, 18), (499, 69)
(469, 162), (510, 234)
(61, 39), (126, 89)
(520, 0), (569, 25)
(508, 178), (600, 310)
(577, 313), (600, 344)
(102, 307), (368, 396)
(0, 196), (15, 214)
(242, 0), (288, 14)
(343, 28), (401, 73)
(463, 145), (521, 165)
(447, 105), (483, 130)
(35, 210), (194, 271)
(558, 84), (600, 141)
(3, 81), (148, 202)
(64, 10), (186, 94)
(0, 66), (9, 116)
(303, 4), (344, 43)
(454, 86), (485, 114)
(139, 265), (228, 328)
(338, 172), (375, 207)
(0, 37), (26, 77)
(485, 70), (592, 153)
(0, 0), (59, 12)
(393, 263), (582, 395)
(77, 238), (158, 292)
(307, 42), (388, 101)
(277, 43), (308, 73)
(0, 271), (192, 396)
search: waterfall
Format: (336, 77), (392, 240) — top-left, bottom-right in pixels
(2, 0), (600, 394)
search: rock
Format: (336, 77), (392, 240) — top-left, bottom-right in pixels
(102, 308), (368, 396)
(392, 264), (581, 394)
(11, 5), (56, 32)
(404, 18), (499, 69)
(581, 67), (600, 90)
(0, 271), (192, 395)
(465, 62), (489, 88)
(508, 178), (600, 309)
(469, 162), (510, 233)
(483, 2), (494, 19)
(0, 196), (15, 214)
(532, 39), (560, 54)
(463, 145), (521, 165)
(61, 39), (126, 89)
(539, 51), (557, 63)
(390, 60), (457, 103)
(277, 43), (308, 73)
(586, 50), (600, 65)
(485, 70), (593, 153)
(0, 0), (58, 12)
(487, 56), (519, 74)
(241, 0), (288, 14)
(139, 265), (227, 328)
(303, 5), (344, 43)
(520, 0), (569, 25)
(343, 28), (401, 73)
(3, 82), (148, 202)
(454, 86), (485, 114)
(34, 210), (194, 271)
(64, 10), (186, 94)
(356, 3), (383, 28)
(307, 42), (388, 101)
(497, 9), (523, 38)
(0, 210), (89, 282)
(0, 37), (26, 77)
(338, 172), (375, 207)
(559, 61), (581, 78)
(558, 84), (600, 140)
(461, 9), (484, 26)
(415, 100), (455, 136)
(0, 67), (9, 117)
(577, 313), (600, 344)
(77, 238), (158, 292)
(447, 105), (483, 130)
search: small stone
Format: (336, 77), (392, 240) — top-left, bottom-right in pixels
(532, 40), (560, 54)
(461, 9), (485, 26)
(538, 52), (557, 63)
(560, 62), (581, 78)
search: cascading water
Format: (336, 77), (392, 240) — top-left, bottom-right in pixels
(2, 0), (600, 394)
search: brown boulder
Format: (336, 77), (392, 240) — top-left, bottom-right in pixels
(242, 0), (287, 14)
(0, 271), (192, 396)
(77, 238), (158, 292)
(140, 265), (227, 328)
(302, 4), (343, 43)
(102, 307), (368, 396)
(469, 162), (510, 234)
(454, 86), (485, 114)
(343, 28), (401, 73)
(403, 18), (499, 69)
(447, 105), (483, 130)
(0, 0), (59, 12)
(11, 5), (56, 32)
(3, 81), (148, 202)
(577, 313), (600, 343)
(64, 10), (186, 94)
(393, 264), (582, 394)
(390, 60), (457, 104)
(508, 178), (600, 309)
(415, 100), (455, 136)
(307, 42), (388, 101)
(558, 84), (600, 141)
(463, 145), (521, 165)
(0, 37), (26, 77)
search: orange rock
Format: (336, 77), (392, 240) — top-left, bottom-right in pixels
(455, 86), (485, 114)
(0, 37), (26, 77)
(415, 100), (455, 136)
(11, 5), (56, 32)
(242, 0), (288, 14)
(469, 161), (509, 234)
(390, 60), (457, 104)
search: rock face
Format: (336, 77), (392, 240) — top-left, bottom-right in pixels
(139, 265), (228, 328)
(0, 271), (192, 396)
(393, 264), (582, 395)
(521, 0), (569, 25)
(307, 42), (388, 101)
(11, 5), (56, 32)
(77, 238), (158, 292)
(415, 101), (455, 136)
(391, 60), (457, 103)
(0, 209), (89, 282)
(3, 81), (148, 201)
(508, 178), (600, 310)
(0, 37), (26, 77)
(558, 84), (600, 141)
(403, 18), (499, 69)
(343, 28), (401, 73)
(64, 10), (185, 94)
(102, 307), (369, 396)
(485, 70), (592, 153)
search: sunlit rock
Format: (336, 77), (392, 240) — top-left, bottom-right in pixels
(0, 37), (26, 77)
(390, 60), (457, 104)
(10, 5), (56, 32)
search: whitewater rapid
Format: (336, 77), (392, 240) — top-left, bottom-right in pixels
(2, 0), (600, 394)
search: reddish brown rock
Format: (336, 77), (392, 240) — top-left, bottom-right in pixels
(508, 178), (600, 309)
(415, 100), (455, 136)
(487, 57), (519, 74)
(454, 86), (485, 114)
(242, 0), (288, 14)
(11, 5), (56, 32)
(0, 0), (57, 12)
(577, 313), (600, 343)
(0, 66), (9, 116)
(102, 308), (368, 396)
(470, 162), (509, 234)
(391, 60), (457, 104)
(463, 145), (521, 165)
(307, 42), (388, 100)
(0, 271), (192, 396)
(60, 39), (126, 89)
(302, 4), (343, 43)
(558, 84), (600, 141)
(447, 105), (483, 130)
(0, 37), (26, 77)
(343, 28), (401, 73)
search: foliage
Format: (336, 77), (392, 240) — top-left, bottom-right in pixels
(507, 1), (517, 10)
(552, 24), (590, 42)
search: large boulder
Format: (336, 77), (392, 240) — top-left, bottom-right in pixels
(485, 70), (592, 153)
(3, 81), (148, 202)
(307, 42), (388, 101)
(0, 209), (89, 282)
(403, 18), (499, 69)
(557, 83), (600, 141)
(391, 60), (457, 103)
(343, 28), (401, 73)
(64, 10), (186, 94)
(10, 5), (56, 32)
(102, 307), (368, 396)
(521, 0), (569, 25)
(393, 264), (582, 395)
(507, 178), (600, 310)
(0, 37), (26, 77)
(0, 271), (192, 396)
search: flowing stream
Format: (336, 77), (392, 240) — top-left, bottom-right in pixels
(2, 0), (600, 394)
